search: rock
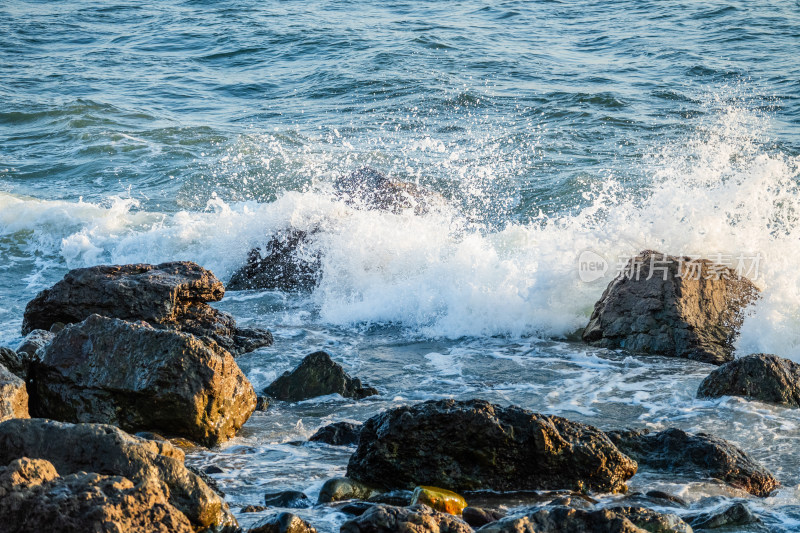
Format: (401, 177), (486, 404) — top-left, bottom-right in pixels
(347, 399), (637, 494)
(367, 490), (414, 506)
(684, 502), (759, 529)
(339, 502), (376, 516)
(0, 457), (195, 533)
(606, 428), (778, 497)
(334, 167), (444, 216)
(29, 314), (256, 446)
(309, 421), (362, 445)
(582, 250), (759, 365)
(477, 506), (692, 533)
(0, 363), (28, 422)
(341, 504), (473, 533)
(257, 395), (271, 411)
(462, 507), (505, 528)
(264, 490), (312, 508)
(644, 491), (688, 507)
(697, 353), (800, 407)
(0, 418), (238, 531)
(0, 347), (25, 379)
(21, 261), (272, 355)
(318, 477), (381, 504)
(15, 329), (54, 358)
(548, 495), (595, 510)
(243, 505), (268, 513)
(205, 465), (224, 474)
(411, 486), (468, 515)
(265, 352), (378, 401)
(228, 229), (322, 292)
(249, 512), (317, 533)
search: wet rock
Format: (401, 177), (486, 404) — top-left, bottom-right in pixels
(0, 457), (195, 533)
(0, 347), (25, 379)
(411, 486), (468, 515)
(205, 465), (224, 474)
(15, 329), (54, 358)
(583, 250), (760, 365)
(697, 353), (800, 407)
(228, 228), (322, 292)
(478, 505), (692, 533)
(264, 490), (312, 508)
(340, 502), (376, 516)
(644, 491), (688, 507)
(347, 399), (637, 493)
(685, 501), (759, 529)
(341, 504), (473, 533)
(265, 351), (378, 401)
(548, 495), (595, 510)
(309, 421), (362, 445)
(334, 167), (444, 216)
(257, 395), (271, 411)
(607, 428), (778, 497)
(249, 512), (318, 533)
(318, 477), (381, 504)
(367, 490), (414, 506)
(0, 363), (28, 422)
(462, 507), (505, 528)
(29, 314), (256, 446)
(0, 418), (238, 531)
(21, 261), (272, 355)
(243, 505), (269, 513)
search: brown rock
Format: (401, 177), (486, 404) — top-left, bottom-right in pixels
(29, 314), (256, 446)
(697, 353), (800, 407)
(341, 504), (473, 533)
(583, 250), (759, 365)
(0, 363), (28, 422)
(265, 351), (378, 402)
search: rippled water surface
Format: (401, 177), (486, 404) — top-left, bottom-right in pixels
(2, 1), (800, 531)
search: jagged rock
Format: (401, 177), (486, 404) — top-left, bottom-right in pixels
(265, 352), (378, 401)
(685, 501), (759, 529)
(606, 428), (778, 497)
(411, 486), (468, 515)
(309, 421), (362, 445)
(29, 314), (256, 446)
(264, 490), (312, 508)
(477, 506), (692, 533)
(583, 250), (759, 365)
(0, 347), (25, 379)
(318, 477), (381, 504)
(0, 418), (237, 531)
(0, 457), (194, 533)
(697, 354), (800, 407)
(21, 261), (272, 355)
(228, 229), (321, 292)
(462, 507), (505, 528)
(341, 504), (473, 533)
(15, 329), (54, 358)
(0, 363), (28, 422)
(347, 399), (637, 494)
(249, 512), (317, 533)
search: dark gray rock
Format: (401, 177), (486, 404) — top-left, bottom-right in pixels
(228, 229), (321, 292)
(0, 363), (28, 422)
(341, 504), (473, 533)
(339, 502), (376, 516)
(249, 512), (317, 533)
(347, 399), (637, 494)
(29, 314), (256, 447)
(462, 507), (506, 528)
(265, 352), (378, 402)
(15, 329), (54, 358)
(606, 428), (778, 497)
(367, 490), (414, 506)
(697, 353), (800, 407)
(0, 348), (25, 379)
(0, 418), (238, 531)
(685, 502), (759, 529)
(583, 250), (759, 365)
(21, 261), (272, 355)
(318, 477), (381, 504)
(309, 422), (362, 446)
(264, 490), (312, 508)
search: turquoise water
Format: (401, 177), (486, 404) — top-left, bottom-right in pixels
(2, 1), (800, 530)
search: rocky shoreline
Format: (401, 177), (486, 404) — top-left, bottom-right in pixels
(0, 242), (795, 532)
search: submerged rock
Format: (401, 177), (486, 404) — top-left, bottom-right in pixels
(309, 421), (362, 445)
(0, 363), (28, 422)
(21, 261), (272, 355)
(318, 477), (381, 504)
(249, 512), (318, 533)
(264, 490), (312, 508)
(0, 418), (238, 531)
(697, 353), (800, 407)
(265, 351), (378, 401)
(0, 457), (195, 533)
(411, 486), (468, 515)
(606, 428), (778, 497)
(684, 501), (759, 529)
(477, 506), (692, 533)
(341, 504), (473, 533)
(29, 314), (256, 446)
(347, 399), (637, 494)
(583, 250), (759, 365)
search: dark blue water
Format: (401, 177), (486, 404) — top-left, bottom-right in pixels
(2, 1), (800, 530)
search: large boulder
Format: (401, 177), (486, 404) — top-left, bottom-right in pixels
(697, 354), (800, 407)
(29, 314), (256, 446)
(583, 250), (759, 365)
(346, 399), (637, 494)
(477, 506), (692, 533)
(606, 428), (778, 497)
(0, 418), (238, 531)
(0, 457), (194, 533)
(265, 351), (378, 401)
(0, 363), (29, 422)
(341, 504), (473, 533)
(21, 261), (272, 355)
